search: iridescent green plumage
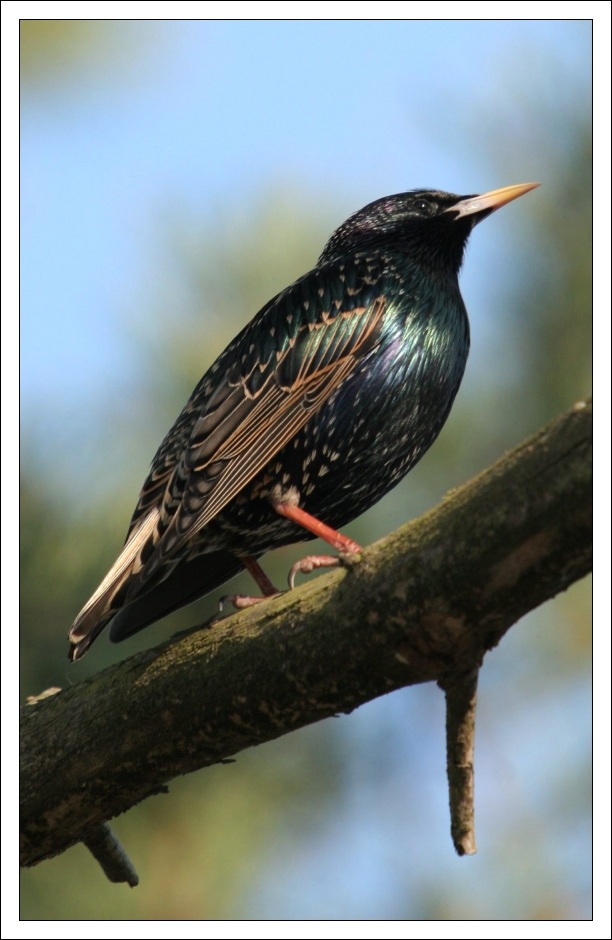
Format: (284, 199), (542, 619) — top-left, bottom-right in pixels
(68, 183), (538, 659)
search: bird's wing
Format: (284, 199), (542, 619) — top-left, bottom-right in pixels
(137, 274), (388, 582)
(122, 360), (237, 542)
(121, 289), (286, 541)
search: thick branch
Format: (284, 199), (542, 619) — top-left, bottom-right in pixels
(20, 399), (592, 869)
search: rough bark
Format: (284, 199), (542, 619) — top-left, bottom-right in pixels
(20, 398), (592, 871)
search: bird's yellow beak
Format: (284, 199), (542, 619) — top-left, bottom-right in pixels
(451, 182), (540, 219)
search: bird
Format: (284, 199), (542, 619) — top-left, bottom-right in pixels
(68, 182), (539, 660)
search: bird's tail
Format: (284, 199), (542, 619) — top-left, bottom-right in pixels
(68, 614), (114, 662)
(67, 508), (159, 661)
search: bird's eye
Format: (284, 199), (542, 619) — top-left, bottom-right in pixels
(414, 199), (432, 214)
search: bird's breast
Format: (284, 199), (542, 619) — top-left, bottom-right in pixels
(216, 284), (469, 552)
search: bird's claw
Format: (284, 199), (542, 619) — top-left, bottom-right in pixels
(218, 591), (279, 613)
(287, 554), (342, 589)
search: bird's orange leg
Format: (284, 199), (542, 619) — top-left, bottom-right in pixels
(223, 505), (362, 611)
(240, 555), (280, 595)
(271, 501), (362, 588)
(220, 555), (281, 610)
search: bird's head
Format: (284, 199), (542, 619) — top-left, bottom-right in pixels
(320, 183), (539, 272)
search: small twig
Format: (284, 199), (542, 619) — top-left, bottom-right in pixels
(82, 823), (139, 887)
(440, 668), (479, 856)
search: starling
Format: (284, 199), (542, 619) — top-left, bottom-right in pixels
(68, 182), (538, 660)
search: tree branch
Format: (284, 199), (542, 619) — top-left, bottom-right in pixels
(20, 398), (592, 872)
(440, 668), (479, 856)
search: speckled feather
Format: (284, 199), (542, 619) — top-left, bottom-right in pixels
(68, 184), (537, 659)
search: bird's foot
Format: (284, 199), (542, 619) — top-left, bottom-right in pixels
(218, 591), (281, 613)
(288, 554), (340, 589)
(288, 549), (361, 589)
(269, 498), (363, 588)
(215, 554), (282, 613)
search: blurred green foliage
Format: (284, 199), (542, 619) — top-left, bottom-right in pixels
(20, 21), (117, 84)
